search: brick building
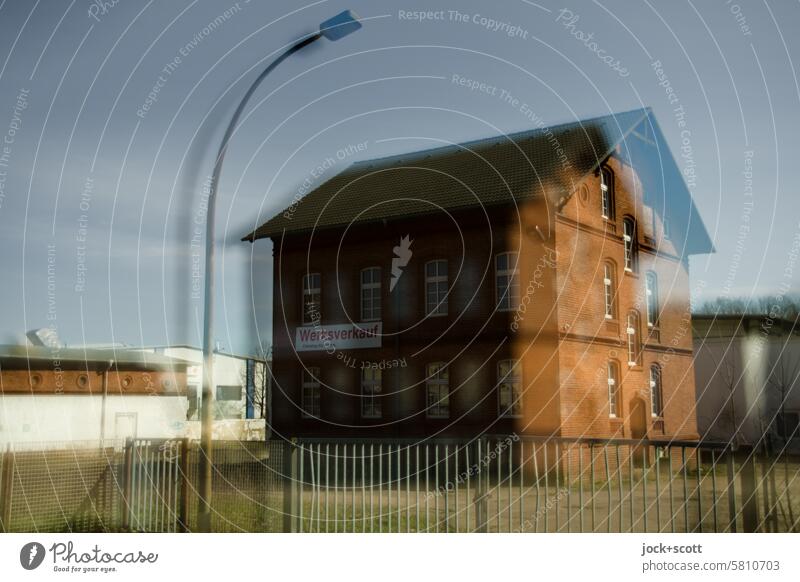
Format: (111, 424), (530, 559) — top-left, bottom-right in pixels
(245, 108), (713, 440)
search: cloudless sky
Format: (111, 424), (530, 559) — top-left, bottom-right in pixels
(0, 0), (798, 355)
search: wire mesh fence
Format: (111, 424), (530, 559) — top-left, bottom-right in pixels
(0, 436), (797, 533)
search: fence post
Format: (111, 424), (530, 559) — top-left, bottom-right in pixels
(283, 439), (299, 533)
(737, 448), (760, 533)
(475, 438), (488, 533)
(178, 438), (190, 532)
(725, 448), (737, 533)
(0, 446), (13, 532)
(122, 438), (134, 531)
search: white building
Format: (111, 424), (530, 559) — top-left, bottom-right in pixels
(693, 315), (800, 452)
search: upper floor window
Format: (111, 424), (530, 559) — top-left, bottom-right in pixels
(626, 311), (641, 366)
(301, 367), (320, 418)
(498, 360), (522, 418)
(361, 367), (382, 419)
(649, 364), (663, 418)
(302, 273), (321, 324)
(496, 252), (520, 311)
(425, 260), (448, 316)
(426, 362), (450, 418)
(600, 166), (615, 220)
(603, 261), (617, 320)
(645, 271), (659, 328)
(360, 267), (382, 321)
(623, 218), (638, 272)
(607, 361), (620, 418)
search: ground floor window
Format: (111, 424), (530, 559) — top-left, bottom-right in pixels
(426, 363), (449, 418)
(301, 368), (321, 418)
(497, 360), (522, 417)
(361, 367), (382, 419)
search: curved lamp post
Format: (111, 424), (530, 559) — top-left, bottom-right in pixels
(197, 10), (362, 532)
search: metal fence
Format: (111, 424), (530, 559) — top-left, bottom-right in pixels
(0, 436), (798, 533)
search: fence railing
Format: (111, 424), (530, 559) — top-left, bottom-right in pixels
(0, 436), (797, 533)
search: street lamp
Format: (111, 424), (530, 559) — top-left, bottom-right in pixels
(197, 10), (362, 532)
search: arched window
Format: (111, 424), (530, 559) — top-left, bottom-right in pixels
(360, 267), (382, 321)
(496, 252), (520, 311)
(603, 261), (617, 320)
(645, 271), (659, 328)
(626, 311), (641, 366)
(426, 363), (449, 418)
(600, 166), (615, 220)
(650, 365), (663, 418)
(607, 361), (620, 418)
(497, 360), (522, 418)
(623, 217), (638, 272)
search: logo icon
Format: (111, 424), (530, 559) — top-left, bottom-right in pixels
(20, 542), (45, 570)
(390, 235), (413, 292)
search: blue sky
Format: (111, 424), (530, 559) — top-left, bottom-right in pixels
(0, 0), (798, 355)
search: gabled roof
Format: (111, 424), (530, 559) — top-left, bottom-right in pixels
(244, 108), (713, 255)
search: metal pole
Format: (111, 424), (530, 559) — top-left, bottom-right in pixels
(196, 32), (323, 532)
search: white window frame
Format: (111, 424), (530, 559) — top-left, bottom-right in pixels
(627, 312), (640, 367)
(301, 368), (320, 418)
(495, 252), (520, 312)
(603, 262), (616, 320)
(425, 260), (448, 317)
(426, 363), (450, 419)
(361, 367), (382, 419)
(607, 361), (620, 418)
(600, 167), (614, 220)
(302, 273), (321, 324)
(645, 271), (659, 328)
(360, 266), (382, 322)
(623, 218), (636, 272)
(649, 365), (663, 418)
(497, 360), (522, 418)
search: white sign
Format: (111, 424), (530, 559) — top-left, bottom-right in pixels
(295, 322), (382, 352)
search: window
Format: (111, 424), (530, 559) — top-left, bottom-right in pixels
(496, 252), (520, 311)
(187, 385), (199, 419)
(600, 166), (615, 219)
(607, 361), (620, 418)
(302, 273), (321, 324)
(645, 271), (659, 328)
(301, 368), (320, 418)
(498, 360), (522, 417)
(626, 311), (641, 366)
(216, 385), (242, 401)
(603, 261), (617, 320)
(425, 260), (448, 316)
(649, 365), (663, 418)
(360, 267), (381, 321)
(361, 367), (382, 419)
(426, 363), (449, 418)
(623, 217), (638, 272)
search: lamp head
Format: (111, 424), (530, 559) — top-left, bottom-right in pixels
(319, 10), (362, 41)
